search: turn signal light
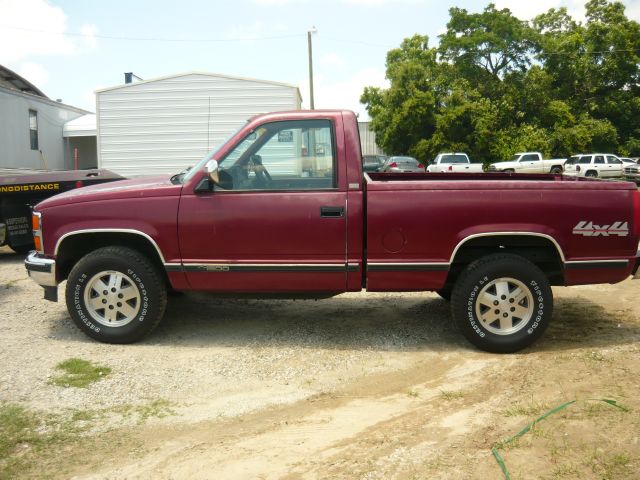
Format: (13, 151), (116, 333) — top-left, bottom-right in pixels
(34, 235), (42, 252)
(32, 214), (40, 231)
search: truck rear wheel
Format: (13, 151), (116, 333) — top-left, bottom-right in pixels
(450, 254), (553, 353)
(550, 166), (563, 174)
(65, 246), (167, 344)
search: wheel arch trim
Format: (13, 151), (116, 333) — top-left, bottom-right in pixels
(54, 229), (167, 263)
(449, 231), (566, 264)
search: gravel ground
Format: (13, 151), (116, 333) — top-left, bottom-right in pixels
(1, 244), (639, 479)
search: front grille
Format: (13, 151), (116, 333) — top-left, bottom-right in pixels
(624, 167), (639, 174)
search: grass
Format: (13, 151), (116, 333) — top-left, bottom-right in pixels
(0, 399), (177, 479)
(503, 401), (550, 417)
(50, 358), (111, 388)
(439, 390), (464, 401)
(0, 403), (83, 479)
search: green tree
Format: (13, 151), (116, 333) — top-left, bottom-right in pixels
(362, 0), (640, 161)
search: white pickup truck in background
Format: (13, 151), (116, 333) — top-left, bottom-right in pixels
(488, 152), (566, 174)
(426, 153), (485, 173)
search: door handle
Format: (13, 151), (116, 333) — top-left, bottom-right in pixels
(320, 206), (344, 218)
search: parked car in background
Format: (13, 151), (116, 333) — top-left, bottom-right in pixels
(426, 153), (484, 173)
(563, 154), (624, 178)
(623, 162), (640, 183)
(620, 157), (636, 166)
(380, 156), (425, 173)
(362, 155), (387, 173)
(488, 152), (566, 174)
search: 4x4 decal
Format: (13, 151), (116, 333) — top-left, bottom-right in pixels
(572, 221), (629, 237)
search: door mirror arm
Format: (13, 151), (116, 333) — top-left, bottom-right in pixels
(205, 159), (220, 185)
(194, 176), (213, 193)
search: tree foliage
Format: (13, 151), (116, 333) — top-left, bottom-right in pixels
(361, 1), (640, 163)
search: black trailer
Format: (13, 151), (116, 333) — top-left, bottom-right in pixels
(0, 169), (124, 254)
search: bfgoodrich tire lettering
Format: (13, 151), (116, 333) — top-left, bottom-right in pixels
(451, 253), (553, 353)
(65, 246), (167, 344)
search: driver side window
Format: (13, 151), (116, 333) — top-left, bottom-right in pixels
(219, 119), (335, 191)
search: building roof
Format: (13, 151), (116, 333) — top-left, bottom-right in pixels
(0, 64), (48, 98)
(95, 71), (301, 98)
(63, 114), (97, 137)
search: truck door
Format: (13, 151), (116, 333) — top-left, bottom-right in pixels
(177, 118), (349, 293)
(594, 155), (606, 176)
(606, 155), (622, 178)
(521, 153), (542, 173)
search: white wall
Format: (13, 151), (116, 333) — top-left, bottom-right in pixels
(0, 87), (86, 170)
(97, 73), (302, 176)
(358, 121), (385, 156)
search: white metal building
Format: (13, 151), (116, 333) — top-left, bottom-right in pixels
(96, 72), (302, 176)
(358, 121), (385, 156)
(0, 64), (90, 170)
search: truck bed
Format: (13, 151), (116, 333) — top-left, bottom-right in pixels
(364, 172), (638, 291)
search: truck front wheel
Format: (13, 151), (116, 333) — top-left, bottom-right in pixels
(450, 254), (553, 353)
(65, 246), (167, 344)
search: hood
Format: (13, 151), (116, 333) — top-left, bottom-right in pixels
(36, 175), (182, 210)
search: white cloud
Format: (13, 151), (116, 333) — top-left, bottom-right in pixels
(320, 53), (345, 68)
(0, 0), (98, 64)
(0, 0), (75, 63)
(342, 0), (429, 4)
(16, 62), (49, 88)
(494, 0), (640, 20)
(299, 68), (389, 119)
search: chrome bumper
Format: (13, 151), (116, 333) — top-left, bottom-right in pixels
(0, 222), (6, 246)
(25, 251), (57, 287)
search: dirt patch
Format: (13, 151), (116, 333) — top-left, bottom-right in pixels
(1, 245), (639, 479)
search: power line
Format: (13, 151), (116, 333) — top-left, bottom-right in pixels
(0, 25), (305, 43)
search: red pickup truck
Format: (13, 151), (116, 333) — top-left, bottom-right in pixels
(25, 110), (640, 353)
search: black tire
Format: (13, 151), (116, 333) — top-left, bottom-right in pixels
(503, 169), (515, 174)
(585, 170), (598, 178)
(9, 243), (34, 255)
(450, 253), (553, 353)
(550, 166), (563, 174)
(436, 288), (452, 301)
(65, 246), (167, 344)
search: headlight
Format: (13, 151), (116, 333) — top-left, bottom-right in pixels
(32, 211), (43, 254)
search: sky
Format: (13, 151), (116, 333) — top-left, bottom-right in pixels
(1, 0), (639, 120)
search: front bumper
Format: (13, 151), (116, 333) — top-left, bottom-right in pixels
(25, 251), (57, 287)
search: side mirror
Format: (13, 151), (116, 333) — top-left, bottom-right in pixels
(205, 159), (220, 184)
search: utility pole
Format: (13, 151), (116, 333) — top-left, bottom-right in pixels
(307, 26), (317, 110)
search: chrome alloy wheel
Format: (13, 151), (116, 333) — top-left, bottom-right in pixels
(474, 277), (533, 335)
(84, 270), (141, 327)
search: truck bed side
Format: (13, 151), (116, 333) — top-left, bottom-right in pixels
(364, 173), (638, 291)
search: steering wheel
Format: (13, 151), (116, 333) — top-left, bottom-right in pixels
(249, 155), (273, 188)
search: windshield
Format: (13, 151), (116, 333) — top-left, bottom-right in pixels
(440, 154), (468, 164)
(181, 124), (247, 183)
(509, 155), (520, 161)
